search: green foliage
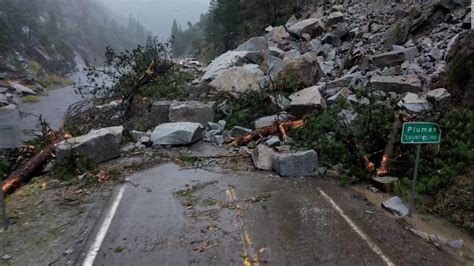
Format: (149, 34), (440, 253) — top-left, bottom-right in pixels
(291, 87), (396, 179)
(38, 74), (73, 89)
(0, 158), (11, 178)
(414, 109), (474, 195)
(215, 90), (279, 128)
(20, 95), (40, 103)
(448, 58), (474, 102)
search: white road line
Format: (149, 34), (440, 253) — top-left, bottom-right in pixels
(317, 188), (395, 266)
(83, 184), (126, 266)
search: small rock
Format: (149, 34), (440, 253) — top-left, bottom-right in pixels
(382, 196), (409, 217)
(265, 136), (281, 147)
(254, 113), (290, 129)
(448, 240), (464, 250)
(1, 254), (12, 260)
(230, 126), (252, 137)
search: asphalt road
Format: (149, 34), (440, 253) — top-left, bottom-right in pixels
(78, 163), (458, 266)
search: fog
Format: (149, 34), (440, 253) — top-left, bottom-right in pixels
(99, 0), (210, 40)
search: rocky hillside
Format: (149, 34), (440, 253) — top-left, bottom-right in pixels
(200, 0), (471, 104)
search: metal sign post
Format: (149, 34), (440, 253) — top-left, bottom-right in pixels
(401, 122), (442, 217)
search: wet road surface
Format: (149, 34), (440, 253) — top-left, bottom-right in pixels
(79, 163), (457, 266)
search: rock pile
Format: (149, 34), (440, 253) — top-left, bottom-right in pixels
(199, 1), (470, 116)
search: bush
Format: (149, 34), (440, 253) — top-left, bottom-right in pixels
(21, 95), (40, 103)
(0, 158), (11, 179)
(28, 60), (42, 74)
(38, 74), (73, 89)
(413, 109), (474, 194)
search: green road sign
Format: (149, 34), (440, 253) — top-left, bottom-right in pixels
(401, 122), (441, 144)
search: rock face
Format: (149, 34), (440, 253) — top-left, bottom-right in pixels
(209, 64), (266, 94)
(169, 101), (215, 126)
(370, 75), (422, 93)
(272, 150), (319, 177)
(56, 126), (123, 165)
(289, 85), (326, 116)
(252, 144), (276, 171)
(151, 122), (204, 146)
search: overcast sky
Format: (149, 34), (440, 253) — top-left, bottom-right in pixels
(99, 0), (210, 39)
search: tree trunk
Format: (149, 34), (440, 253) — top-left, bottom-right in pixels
(2, 143), (56, 194)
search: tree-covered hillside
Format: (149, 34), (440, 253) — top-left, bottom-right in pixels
(171, 0), (300, 60)
(0, 0), (151, 75)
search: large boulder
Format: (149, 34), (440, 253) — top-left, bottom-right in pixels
(252, 144), (276, 171)
(277, 57), (321, 89)
(325, 12), (345, 27)
(272, 150), (319, 177)
(368, 48), (417, 68)
(235, 37), (268, 52)
(56, 126), (123, 165)
(151, 122), (204, 146)
(398, 93), (432, 113)
(289, 85), (327, 117)
(209, 64), (267, 94)
(169, 101), (214, 126)
(254, 113), (291, 129)
(288, 18), (325, 38)
(443, 30), (474, 107)
(268, 26), (290, 43)
(149, 101), (172, 126)
(370, 75), (422, 93)
(200, 51), (264, 82)
(6, 81), (36, 96)
(426, 88), (452, 111)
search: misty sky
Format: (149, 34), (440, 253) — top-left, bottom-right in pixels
(99, 0), (210, 39)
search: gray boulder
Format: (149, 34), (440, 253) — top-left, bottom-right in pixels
(272, 150), (319, 177)
(151, 122), (204, 146)
(289, 85), (327, 116)
(7, 81), (37, 96)
(369, 47), (417, 68)
(0, 94), (9, 107)
(398, 93), (432, 113)
(325, 12), (344, 27)
(382, 196), (409, 217)
(254, 113), (291, 129)
(209, 64), (266, 94)
(252, 144), (276, 171)
(169, 101), (214, 126)
(235, 37), (268, 52)
(288, 18), (324, 38)
(200, 51), (264, 82)
(150, 101), (172, 126)
(56, 126), (123, 165)
(370, 75), (422, 93)
(230, 126), (252, 137)
(426, 88), (452, 111)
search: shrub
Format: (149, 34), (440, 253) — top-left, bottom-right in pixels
(38, 74), (73, 89)
(21, 95), (40, 103)
(28, 60), (42, 74)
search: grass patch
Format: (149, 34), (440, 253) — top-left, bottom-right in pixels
(38, 74), (73, 89)
(21, 95), (40, 103)
(114, 246), (125, 253)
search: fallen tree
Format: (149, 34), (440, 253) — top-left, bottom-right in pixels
(231, 120), (304, 146)
(1, 143), (56, 194)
